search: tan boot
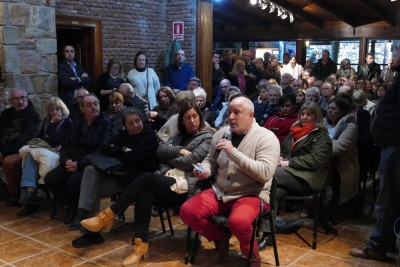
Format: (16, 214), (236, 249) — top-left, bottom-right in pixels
(122, 238), (150, 267)
(80, 207), (115, 232)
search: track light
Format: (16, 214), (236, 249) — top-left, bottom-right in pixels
(269, 3), (275, 13)
(251, 1), (294, 23)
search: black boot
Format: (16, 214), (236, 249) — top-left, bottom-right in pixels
(17, 202), (39, 216)
(258, 232), (272, 251)
(68, 208), (90, 231)
(72, 232), (104, 248)
(63, 206), (77, 224)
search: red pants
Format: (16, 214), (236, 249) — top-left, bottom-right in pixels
(2, 154), (22, 194)
(180, 188), (270, 258)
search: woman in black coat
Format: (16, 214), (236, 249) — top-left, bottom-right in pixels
(95, 58), (129, 111)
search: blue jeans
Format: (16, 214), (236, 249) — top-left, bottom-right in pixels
(20, 153), (39, 188)
(368, 146), (400, 251)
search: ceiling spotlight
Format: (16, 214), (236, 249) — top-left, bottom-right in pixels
(277, 7), (283, 16)
(289, 13), (294, 23)
(250, 0), (257, 5)
(281, 12), (288, 19)
(269, 3), (275, 13)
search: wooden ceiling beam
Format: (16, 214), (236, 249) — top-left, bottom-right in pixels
(213, 10), (245, 29)
(307, 0), (358, 28)
(356, 0), (396, 26)
(269, 0), (324, 29)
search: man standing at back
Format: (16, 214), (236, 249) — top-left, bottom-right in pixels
(58, 45), (92, 108)
(349, 42), (400, 262)
(358, 53), (381, 81)
(312, 50), (337, 81)
(380, 57), (397, 84)
(220, 48), (235, 76)
(164, 49), (194, 93)
(0, 88), (41, 206)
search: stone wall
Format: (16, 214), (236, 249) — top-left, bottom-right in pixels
(0, 0), (58, 114)
(55, 0), (197, 86)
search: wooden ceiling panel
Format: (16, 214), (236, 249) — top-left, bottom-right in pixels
(213, 0), (400, 31)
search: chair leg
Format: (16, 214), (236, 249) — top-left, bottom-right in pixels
(50, 197), (58, 220)
(269, 216), (280, 266)
(185, 226), (193, 264)
(158, 207), (167, 233)
(190, 232), (201, 264)
(371, 172), (377, 201)
(312, 193), (321, 250)
(165, 208), (174, 235)
(247, 219), (258, 267)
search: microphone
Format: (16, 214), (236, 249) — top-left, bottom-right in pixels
(213, 131), (231, 159)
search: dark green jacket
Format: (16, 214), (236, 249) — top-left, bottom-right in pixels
(280, 128), (332, 191)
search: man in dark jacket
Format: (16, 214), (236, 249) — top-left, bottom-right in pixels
(58, 45), (92, 108)
(349, 43), (400, 261)
(44, 94), (116, 224)
(357, 53), (381, 81)
(0, 88), (41, 207)
(118, 83), (148, 120)
(220, 48), (235, 77)
(311, 50), (337, 81)
(212, 51), (226, 100)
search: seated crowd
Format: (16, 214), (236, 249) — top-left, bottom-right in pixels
(0, 46), (397, 267)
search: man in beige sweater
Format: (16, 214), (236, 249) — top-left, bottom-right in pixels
(180, 95), (280, 267)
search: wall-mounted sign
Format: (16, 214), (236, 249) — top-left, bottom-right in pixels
(173, 21), (184, 41)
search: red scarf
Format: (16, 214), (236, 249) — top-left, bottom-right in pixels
(290, 124), (316, 150)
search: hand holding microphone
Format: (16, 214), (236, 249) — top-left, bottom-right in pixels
(214, 131), (232, 159)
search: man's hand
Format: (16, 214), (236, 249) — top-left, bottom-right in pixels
(215, 139), (234, 155)
(81, 73), (88, 77)
(65, 159), (78, 172)
(179, 148), (191, 156)
(214, 62), (220, 70)
(278, 157), (289, 167)
(193, 163), (209, 180)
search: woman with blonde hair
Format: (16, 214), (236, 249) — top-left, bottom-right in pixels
(337, 58), (356, 79)
(18, 97), (73, 216)
(227, 60), (256, 96)
(95, 58), (129, 111)
(103, 92), (126, 131)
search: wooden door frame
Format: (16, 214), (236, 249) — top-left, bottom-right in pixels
(56, 15), (103, 92)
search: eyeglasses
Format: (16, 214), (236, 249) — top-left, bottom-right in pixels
(83, 102), (99, 108)
(292, 84), (302, 87)
(111, 67), (119, 71)
(10, 96), (27, 102)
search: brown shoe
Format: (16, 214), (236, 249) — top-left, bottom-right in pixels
(122, 238), (150, 267)
(80, 207), (115, 232)
(214, 227), (231, 264)
(349, 245), (388, 261)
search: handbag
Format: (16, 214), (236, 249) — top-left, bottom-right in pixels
(86, 154), (123, 175)
(28, 138), (58, 153)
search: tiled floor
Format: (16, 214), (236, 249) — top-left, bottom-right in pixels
(0, 188), (398, 267)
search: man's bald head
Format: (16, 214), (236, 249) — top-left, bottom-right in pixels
(228, 96), (254, 135)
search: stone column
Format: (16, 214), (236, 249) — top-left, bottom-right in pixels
(0, 0), (57, 115)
